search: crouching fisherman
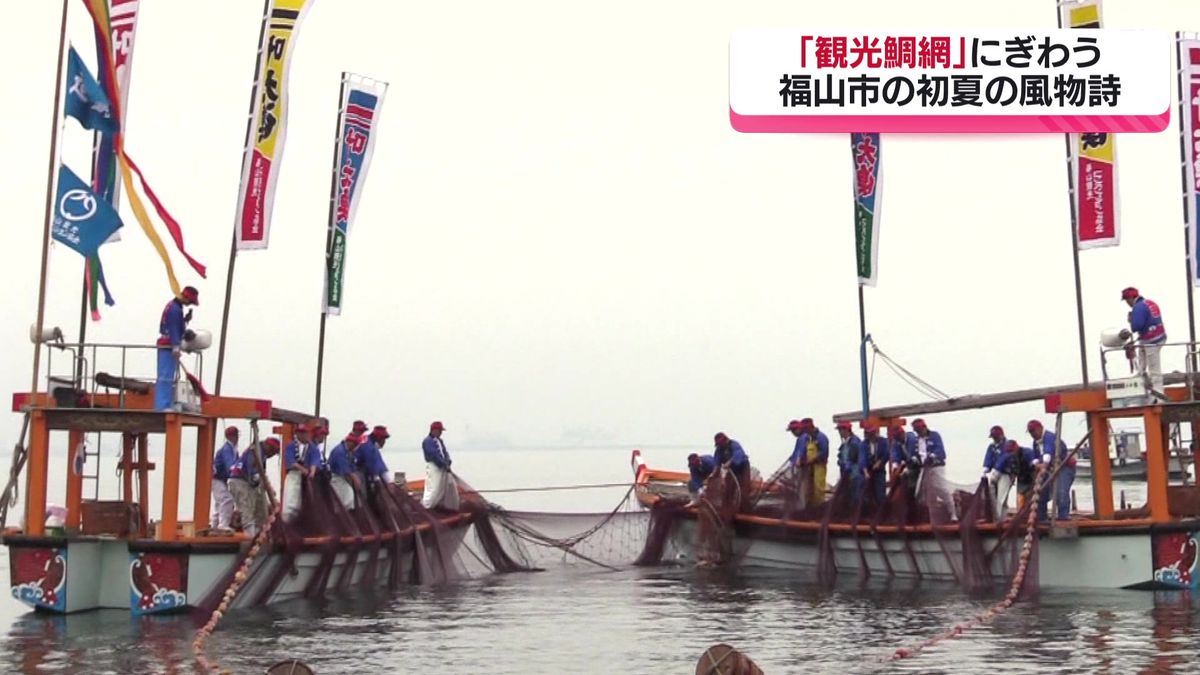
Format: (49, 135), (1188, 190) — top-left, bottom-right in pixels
(327, 433), (362, 511)
(228, 438), (281, 537)
(282, 424), (323, 523)
(990, 440), (1035, 520)
(209, 426), (239, 531)
(686, 452), (716, 506)
(422, 421), (460, 511)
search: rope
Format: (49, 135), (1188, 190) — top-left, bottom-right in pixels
(871, 343), (951, 401)
(471, 481), (634, 494)
(193, 420), (279, 672)
(0, 412), (32, 530)
(883, 459), (1051, 662)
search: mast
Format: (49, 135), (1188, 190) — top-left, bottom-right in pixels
(1058, 0), (1090, 386)
(214, 0), (271, 395)
(314, 73), (349, 417)
(1177, 32), (1198, 346)
(31, 0), (72, 398)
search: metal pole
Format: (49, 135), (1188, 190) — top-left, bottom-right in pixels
(1058, 1), (1089, 385)
(315, 73), (349, 416)
(30, 0), (71, 399)
(1177, 32), (1198, 346)
(75, 271), (89, 383)
(215, 0), (271, 396)
(858, 286), (869, 418)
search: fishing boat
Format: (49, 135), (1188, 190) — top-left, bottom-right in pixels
(629, 359), (1200, 591)
(1074, 430), (1193, 482)
(2, 341), (473, 615)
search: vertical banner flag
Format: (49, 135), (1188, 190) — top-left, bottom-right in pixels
(235, 0), (314, 250)
(1061, 0), (1120, 249)
(851, 133), (882, 286)
(324, 74), (387, 315)
(91, 0), (139, 209)
(1180, 33), (1200, 286)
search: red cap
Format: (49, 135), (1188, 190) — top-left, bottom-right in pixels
(989, 425), (1004, 438)
(1005, 440), (1020, 451)
(1121, 287), (1139, 300)
(344, 432), (360, 443)
(372, 425), (391, 439)
(687, 453), (700, 466)
(313, 426), (329, 438)
(800, 418), (814, 429)
(430, 421), (446, 431)
(714, 432), (729, 445)
(1027, 419), (1043, 432)
(352, 420), (368, 434)
(835, 420), (852, 431)
(912, 418), (927, 430)
(296, 423), (311, 433)
(262, 437), (280, 451)
(224, 426), (239, 439)
(889, 426), (906, 439)
(181, 286), (199, 305)
(863, 421), (879, 433)
(786, 419), (804, 432)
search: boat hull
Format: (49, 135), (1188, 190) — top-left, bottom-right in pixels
(6, 515), (471, 615)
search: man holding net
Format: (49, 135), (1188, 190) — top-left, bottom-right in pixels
(686, 453), (716, 506)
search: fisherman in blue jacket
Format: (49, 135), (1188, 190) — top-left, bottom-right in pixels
(281, 423), (322, 523)
(154, 286), (198, 411)
(421, 421), (459, 511)
(714, 433), (750, 477)
(834, 421), (867, 500)
(356, 425), (391, 487)
(907, 419), (954, 520)
(862, 422), (890, 504)
(1121, 287), (1168, 399)
(992, 440), (1037, 519)
(227, 437), (280, 536)
(209, 426), (239, 531)
(1028, 420), (1074, 521)
(327, 432), (362, 510)
(687, 453), (717, 495)
(982, 425), (1006, 478)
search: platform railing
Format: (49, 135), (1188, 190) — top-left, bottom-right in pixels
(40, 341), (205, 412)
(1098, 340), (1200, 405)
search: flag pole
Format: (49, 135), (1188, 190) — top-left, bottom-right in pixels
(31, 0), (71, 399)
(215, 0), (271, 396)
(858, 285), (870, 418)
(1058, 0), (1090, 385)
(315, 73), (349, 416)
(1177, 32), (1198, 346)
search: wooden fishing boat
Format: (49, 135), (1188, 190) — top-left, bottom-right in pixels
(629, 370), (1200, 590)
(3, 342), (472, 615)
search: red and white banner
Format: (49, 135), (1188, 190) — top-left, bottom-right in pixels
(1180, 34), (1200, 285)
(1061, 0), (1119, 249)
(234, 0), (313, 250)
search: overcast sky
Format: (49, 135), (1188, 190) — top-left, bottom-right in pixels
(3, 0), (1200, 486)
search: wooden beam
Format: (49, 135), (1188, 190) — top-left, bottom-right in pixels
(832, 373), (1193, 422)
(194, 420), (214, 536)
(64, 429), (83, 531)
(159, 414), (182, 542)
(1089, 418), (1114, 519)
(25, 411), (48, 537)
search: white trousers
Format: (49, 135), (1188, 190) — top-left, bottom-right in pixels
(331, 475), (356, 511)
(1138, 343), (1164, 395)
(421, 463), (460, 510)
(282, 469), (304, 523)
(992, 474), (1014, 521)
(210, 478), (235, 530)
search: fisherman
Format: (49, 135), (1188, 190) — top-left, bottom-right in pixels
(350, 420), (369, 439)
(906, 419), (952, 520)
(888, 424), (912, 481)
(834, 421), (867, 501)
(227, 437), (280, 537)
(1120, 287), (1168, 399)
(992, 439), (1036, 518)
(1028, 420), (1074, 522)
(713, 432), (751, 486)
(686, 452), (717, 505)
(327, 432), (362, 511)
(281, 424), (323, 523)
(356, 425), (392, 488)
(154, 286), (198, 411)
(862, 421), (890, 505)
(795, 419), (829, 505)
(209, 426), (239, 531)
(422, 421), (460, 511)
(981, 425), (1007, 517)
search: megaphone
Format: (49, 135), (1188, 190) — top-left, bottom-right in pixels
(181, 328), (212, 352)
(29, 324), (63, 344)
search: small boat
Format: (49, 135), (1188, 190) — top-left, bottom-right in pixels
(629, 373), (1200, 591)
(3, 345), (472, 615)
(1075, 456), (1192, 482)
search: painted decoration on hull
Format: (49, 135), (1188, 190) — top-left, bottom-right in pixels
(10, 547), (67, 612)
(1152, 532), (1200, 588)
(129, 552), (188, 615)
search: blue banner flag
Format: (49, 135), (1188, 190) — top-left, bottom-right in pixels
(851, 132), (882, 287)
(53, 165), (124, 257)
(64, 46), (118, 133)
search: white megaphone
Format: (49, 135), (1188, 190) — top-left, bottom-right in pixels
(181, 328), (212, 353)
(29, 324), (63, 344)
(1100, 327), (1131, 348)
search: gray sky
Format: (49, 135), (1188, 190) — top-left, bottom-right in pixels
(3, 0), (1200, 485)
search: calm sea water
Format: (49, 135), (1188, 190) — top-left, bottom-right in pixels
(0, 446), (1194, 674)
